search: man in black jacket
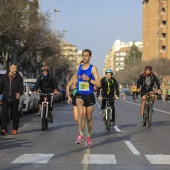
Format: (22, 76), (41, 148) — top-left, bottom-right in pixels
(0, 63), (23, 135)
(97, 69), (119, 125)
(33, 65), (58, 123)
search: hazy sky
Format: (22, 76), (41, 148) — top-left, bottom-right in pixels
(41, 0), (142, 75)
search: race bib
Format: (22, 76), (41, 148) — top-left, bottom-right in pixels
(79, 81), (89, 91)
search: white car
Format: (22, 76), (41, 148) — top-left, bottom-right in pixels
(24, 79), (39, 112)
(23, 82), (35, 114)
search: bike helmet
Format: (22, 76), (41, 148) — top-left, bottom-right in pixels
(145, 65), (152, 71)
(41, 65), (49, 71)
(105, 69), (113, 75)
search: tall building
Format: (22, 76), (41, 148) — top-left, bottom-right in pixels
(142, 0), (170, 61)
(103, 40), (142, 75)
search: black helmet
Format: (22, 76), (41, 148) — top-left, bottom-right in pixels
(145, 65), (152, 71)
(41, 65), (49, 71)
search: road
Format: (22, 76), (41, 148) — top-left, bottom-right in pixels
(0, 95), (170, 170)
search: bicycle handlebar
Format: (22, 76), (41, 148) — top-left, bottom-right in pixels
(141, 91), (158, 95)
(37, 93), (54, 96)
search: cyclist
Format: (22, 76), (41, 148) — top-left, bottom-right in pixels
(122, 86), (126, 101)
(33, 65), (59, 123)
(97, 69), (119, 125)
(131, 83), (137, 102)
(137, 65), (161, 122)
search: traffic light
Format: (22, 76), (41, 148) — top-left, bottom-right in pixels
(118, 63), (120, 68)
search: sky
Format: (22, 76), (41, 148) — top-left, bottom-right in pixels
(41, 0), (142, 75)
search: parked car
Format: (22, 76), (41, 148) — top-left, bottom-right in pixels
(23, 82), (35, 114)
(24, 79), (39, 112)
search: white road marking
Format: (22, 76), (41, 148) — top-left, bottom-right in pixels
(125, 100), (170, 114)
(12, 154), (54, 164)
(114, 125), (121, 133)
(124, 141), (140, 155)
(82, 154), (117, 164)
(145, 155), (170, 164)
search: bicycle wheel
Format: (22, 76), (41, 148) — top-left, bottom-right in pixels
(143, 106), (148, 126)
(106, 109), (111, 131)
(42, 105), (46, 130)
(148, 104), (152, 127)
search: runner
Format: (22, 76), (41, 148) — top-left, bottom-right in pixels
(74, 49), (101, 148)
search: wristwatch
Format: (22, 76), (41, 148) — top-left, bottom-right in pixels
(88, 78), (91, 83)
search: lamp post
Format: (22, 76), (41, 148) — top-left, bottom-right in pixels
(132, 51), (135, 68)
(54, 9), (60, 35)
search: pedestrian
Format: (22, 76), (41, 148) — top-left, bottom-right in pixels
(74, 49), (101, 148)
(0, 63), (24, 135)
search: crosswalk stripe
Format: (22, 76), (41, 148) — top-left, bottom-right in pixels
(145, 155), (170, 164)
(12, 154), (54, 164)
(82, 154), (117, 164)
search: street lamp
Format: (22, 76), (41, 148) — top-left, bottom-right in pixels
(54, 9), (60, 35)
(132, 51), (135, 68)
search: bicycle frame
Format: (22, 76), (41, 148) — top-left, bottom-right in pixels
(38, 93), (54, 130)
(105, 99), (112, 121)
(142, 92), (154, 127)
(39, 93), (54, 116)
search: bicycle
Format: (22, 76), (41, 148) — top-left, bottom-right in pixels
(102, 98), (112, 131)
(38, 93), (54, 130)
(142, 92), (156, 127)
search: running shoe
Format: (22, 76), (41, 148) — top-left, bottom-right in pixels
(1, 129), (7, 136)
(12, 129), (17, 135)
(75, 134), (84, 144)
(85, 136), (92, 148)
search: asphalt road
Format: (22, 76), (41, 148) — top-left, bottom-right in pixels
(0, 94), (170, 170)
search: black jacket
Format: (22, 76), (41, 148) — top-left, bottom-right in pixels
(0, 71), (23, 100)
(34, 73), (58, 93)
(137, 72), (160, 90)
(97, 77), (119, 97)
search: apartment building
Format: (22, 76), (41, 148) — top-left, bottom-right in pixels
(60, 41), (77, 81)
(142, 0), (170, 61)
(103, 40), (142, 75)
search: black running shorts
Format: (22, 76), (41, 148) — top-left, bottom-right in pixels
(75, 92), (96, 107)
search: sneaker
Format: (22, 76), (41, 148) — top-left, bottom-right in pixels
(37, 111), (41, 116)
(141, 116), (143, 122)
(12, 129), (17, 135)
(75, 134), (84, 144)
(1, 129), (7, 136)
(49, 115), (53, 123)
(85, 136), (92, 148)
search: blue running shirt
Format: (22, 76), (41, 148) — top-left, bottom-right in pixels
(77, 64), (95, 94)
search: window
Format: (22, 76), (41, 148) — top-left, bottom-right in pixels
(162, 20), (166, 27)
(162, 33), (166, 38)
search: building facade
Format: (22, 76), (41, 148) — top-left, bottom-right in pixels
(142, 0), (170, 61)
(103, 40), (142, 75)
